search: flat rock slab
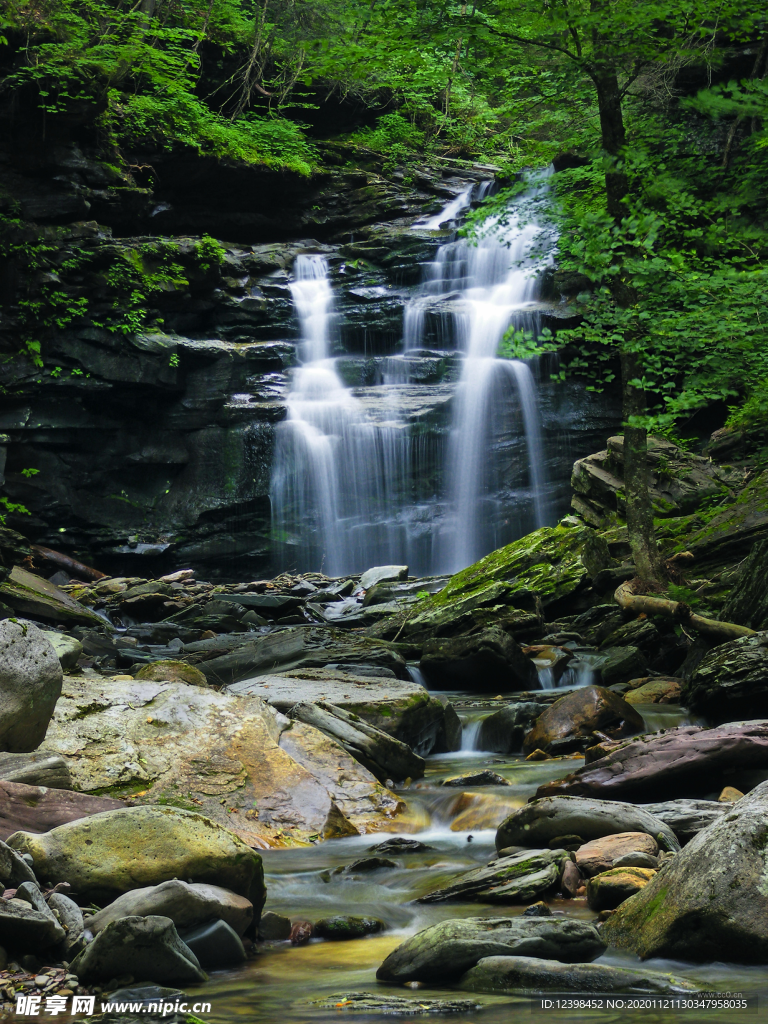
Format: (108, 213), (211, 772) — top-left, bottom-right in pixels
(602, 778), (768, 962)
(376, 917), (606, 984)
(637, 799), (727, 844)
(534, 721), (768, 801)
(496, 796), (680, 853)
(417, 848), (566, 904)
(0, 779), (124, 841)
(311, 992), (482, 1015)
(459, 956), (700, 995)
(0, 751), (71, 789)
(39, 675), (411, 846)
(0, 566), (105, 625)
(227, 670), (445, 756)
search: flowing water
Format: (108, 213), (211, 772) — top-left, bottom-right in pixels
(271, 176), (559, 576)
(186, 702), (766, 1023)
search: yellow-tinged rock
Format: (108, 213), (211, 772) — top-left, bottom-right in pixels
(6, 805), (266, 910)
(586, 866), (656, 911)
(718, 785), (744, 802)
(136, 661), (208, 687)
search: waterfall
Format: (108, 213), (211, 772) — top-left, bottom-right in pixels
(405, 172), (554, 571)
(271, 175), (555, 576)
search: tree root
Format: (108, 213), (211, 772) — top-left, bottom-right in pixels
(614, 579), (756, 642)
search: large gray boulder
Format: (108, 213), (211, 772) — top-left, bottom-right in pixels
(71, 916), (207, 984)
(420, 627), (538, 692)
(638, 799), (727, 844)
(86, 879), (253, 937)
(376, 917), (606, 983)
(417, 848), (566, 904)
(0, 619), (62, 752)
(602, 779), (768, 962)
(683, 632), (768, 723)
(459, 956), (700, 995)
(496, 796), (679, 853)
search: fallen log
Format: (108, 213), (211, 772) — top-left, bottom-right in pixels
(614, 577), (755, 641)
(31, 544), (106, 582)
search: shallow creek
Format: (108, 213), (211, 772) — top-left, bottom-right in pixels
(194, 697), (766, 1023)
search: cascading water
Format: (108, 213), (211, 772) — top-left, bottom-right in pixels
(271, 175), (556, 576)
(404, 171), (555, 571)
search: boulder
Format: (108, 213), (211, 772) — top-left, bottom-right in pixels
(86, 879), (253, 936)
(0, 837), (37, 887)
(601, 779), (768, 962)
(360, 566), (408, 589)
(478, 703), (542, 754)
(638, 799), (727, 844)
(624, 677), (682, 705)
(388, 526), (599, 642)
(522, 685), (644, 755)
(194, 626), (406, 687)
(441, 770), (509, 787)
(0, 619), (63, 752)
(0, 780), (124, 842)
(600, 619), (661, 654)
(71, 916), (207, 984)
(718, 536), (768, 630)
(683, 632), (768, 723)
(534, 721), (768, 801)
(0, 567), (104, 626)
(136, 661), (209, 686)
(47, 892), (84, 954)
(40, 632), (83, 671)
(258, 911), (292, 940)
(40, 675), (410, 845)
(0, 751), (71, 789)
(313, 916), (384, 940)
(0, 887), (66, 951)
(596, 647), (648, 687)
(287, 701), (425, 783)
(179, 918), (245, 969)
(575, 833), (658, 877)
(420, 628), (538, 692)
(459, 956), (700, 995)
(496, 796), (679, 853)
(417, 848), (566, 904)
(227, 669), (445, 756)
(586, 866), (656, 911)
(376, 917), (606, 984)
(7, 806), (266, 909)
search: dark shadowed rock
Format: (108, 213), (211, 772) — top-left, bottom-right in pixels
(179, 918), (246, 969)
(371, 837), (434, 854)
(478, 703), (542, 754)
(534, 721), (768, 801)
(602, 779), (768, 963)
(417, 848), (566, 904)
(420, 627), (538, 692)
(683, 632), (768, 723)
(496, 796), (679, 853)
(720, 537), (768, 631)
(314, 916), (384, 940)
(459, 955), (700, 995)
(71, 915), (207, 983)
(441, 770), (509, 787)
(522, 685), (644, 755)
(376, 916), (606, 983)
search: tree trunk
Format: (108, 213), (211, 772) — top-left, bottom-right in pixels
(620, 351), (662, 581)
(591, 57), (662, 580)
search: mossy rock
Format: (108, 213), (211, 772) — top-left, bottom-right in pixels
(136, 660), (209, 687)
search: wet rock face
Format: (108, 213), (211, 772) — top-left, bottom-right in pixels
(417, 848), (567, 904)
(522, 684), (644, 756)
(601, 778), (768, 963)
(0, 619), (63, 753)
(376, 916), (606, 984)
(419, 627), (538, 692)
(683, 632), (768, 723)
(534, 721), (768, 802)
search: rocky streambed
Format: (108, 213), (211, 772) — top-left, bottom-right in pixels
(3, 470), (768, 1020)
